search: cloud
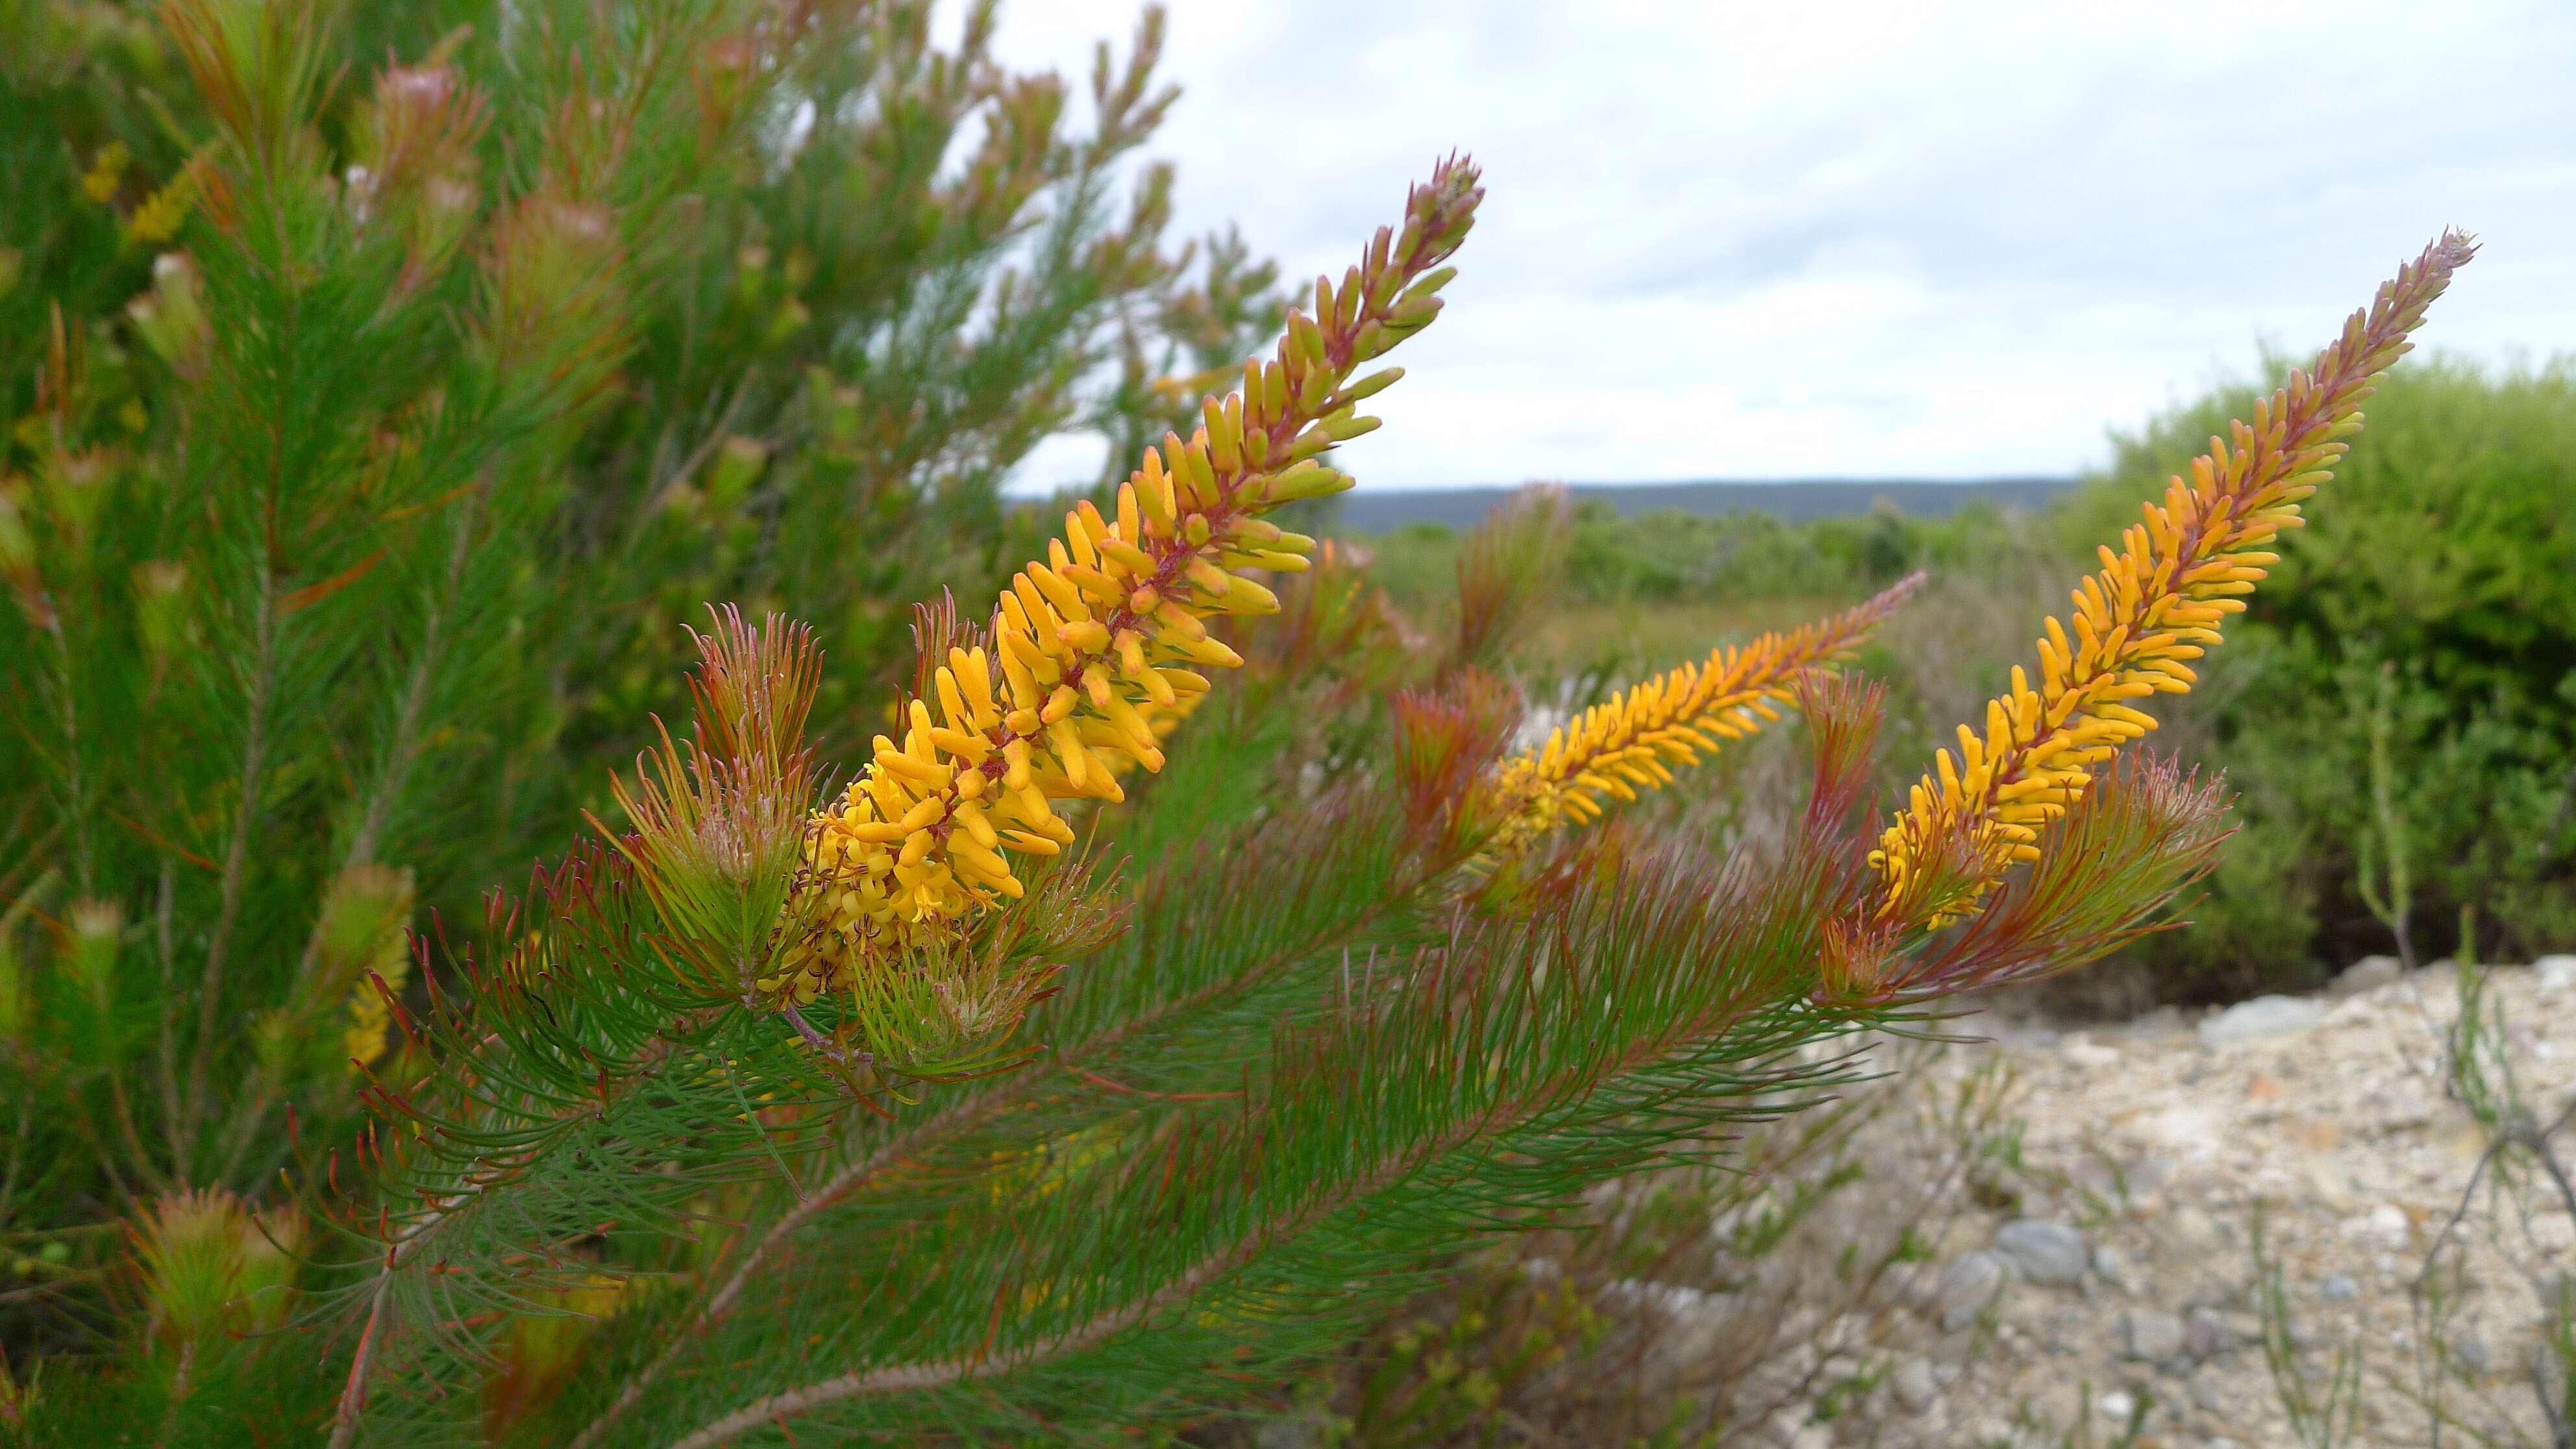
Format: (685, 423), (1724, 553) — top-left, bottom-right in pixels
(976, 0), (2576, 490)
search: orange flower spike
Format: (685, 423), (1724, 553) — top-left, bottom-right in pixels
(1483, 575), (1924, 861)
(776, 160), (1487, 1002)
(1872, 232), (2477, 928)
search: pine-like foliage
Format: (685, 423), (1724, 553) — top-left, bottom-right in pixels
(0, 3), (2479, 1444)
(0, 0), (1277, 1394)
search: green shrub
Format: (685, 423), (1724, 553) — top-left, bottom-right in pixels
(2065, 357), (2576, 995)
(0, 0), (1270, 1364)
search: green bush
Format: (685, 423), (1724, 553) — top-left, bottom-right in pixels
(0, 0), (1272, 1364)
(2062, 356), (2576, 995)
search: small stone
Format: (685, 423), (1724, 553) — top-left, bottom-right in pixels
(2120, 1307), (2186, 1363)
(2538, 954), (2576, 993)
(1891, 1355), (1939, 1411)
(2331, 955), (2403, 996)
(2185, 1306), (2234, 1360)
(2096, 1387), (2137, 1421)
(1996, 1219), (2091, 1286)
(2126, 1156), (2175, 1196)
(2092, 1245), (2133, 1293)
(2128, 1004), (2188, 1037)
(1254, 1420), (1319, 1449)
(2190, 1368), (2227, 1411)
(2301, 1159), (2356, 1213)
(2369, 1203), (2410, 1245)
(2318, 1272), (2359, 1302)
(1938, 1251), (2008, 1330)
(2063, 1033), (2121, 1067)
(2166, 1204), (2224, 1249)
(2454, 1334), (2492, 1374)
(2197, 995), (2325, 1045)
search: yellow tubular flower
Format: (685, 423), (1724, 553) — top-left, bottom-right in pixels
(775, 160), (1487, 1003)
(1484, 575), (1925, 861)
(1872, 232), (2478, 928)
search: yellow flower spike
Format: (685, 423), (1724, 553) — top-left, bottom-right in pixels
(780, 162), (1485, 1002)
(1481, 577), (1924, 866)
(1872, 232), (2477, 930)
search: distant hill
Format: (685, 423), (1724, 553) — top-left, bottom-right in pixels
(1331, 477), (2074, 534)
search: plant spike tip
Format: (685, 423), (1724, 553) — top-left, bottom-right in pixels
(783, 160), (1485, 1009)
(1871, 231), (2475, 928)
(1481, 573), (1925, 867)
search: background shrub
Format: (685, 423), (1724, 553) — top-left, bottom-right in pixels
(2063, 357), (2576, 997)
(0, 0), (1275, 1365)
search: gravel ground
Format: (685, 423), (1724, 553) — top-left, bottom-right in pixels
(1705, 954), (2576, 1447)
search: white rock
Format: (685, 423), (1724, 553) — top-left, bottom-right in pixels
(2369, 1202), (2410, 1245)
(2096, 1387), (2136, 1421)
(1937, 1252), (2008, 1330)
(2062, 1033), (2121, 1067)
(2091, 1245), (2134, 1294)
(2538, 954), (2576, 993)
(2331, 955), (2403, 996)
(2119, 1307), (2186, 1363)
(2185, 1306), (2234, 1360)
(2197, 994), (2325, 1046)
(1890, 1355), (1939, 1411)
(1996, 1219), (2090, 1286)
(1255, 1420), (1320, 1449)
(2191, 1368), (2227, 1411)
(2164, 1204), (2224, 1249)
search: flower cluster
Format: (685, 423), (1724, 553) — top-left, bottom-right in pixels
(1870, 232), (2478, 928)
(774, 158), (1487, 1003)
(1481, 575), (1922, 862)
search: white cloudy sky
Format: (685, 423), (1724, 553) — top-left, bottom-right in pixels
(978, 0), (2576, 491)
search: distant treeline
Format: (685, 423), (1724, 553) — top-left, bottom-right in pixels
(1357, 490), (2035, 610)
(1331, 477), (2071, 533)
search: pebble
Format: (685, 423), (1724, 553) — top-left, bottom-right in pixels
(2063, 1033), (2122, 1067)
(2318, 1273), (2360, 1302)
(2369, 1203), (2410, 1245)
(2164, 1204), (2225, 1249)
(1254, 1420), (1319, 1449)
(2538, 954), (2576, 993)
(1937, 1252), (2008, 1330)
(1996, 1219), (2090, 1286)
(2120, 1307), (2186, 1363)
(2331, 955), (2403, 996)
(2196, 994), (2325, 1045)
(2455, 1334), (2493, 1374)
(1890, 1355), (1939, 1411)
(2097, 1387), (2137, 1421)
(2185, 1306), (2234, 1361)
(2092, 1244), (2134, 1294)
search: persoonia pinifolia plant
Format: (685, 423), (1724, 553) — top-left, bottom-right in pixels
(14, 164), (2477, 1445)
